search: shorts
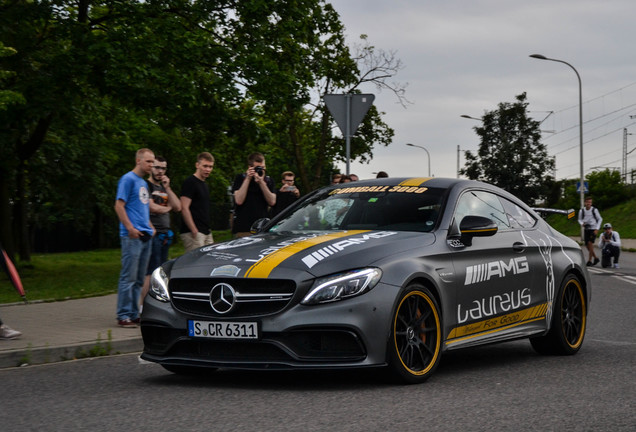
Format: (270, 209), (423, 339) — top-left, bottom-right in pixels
(180, 231), (214, 253)
(583, 229), (596, 244)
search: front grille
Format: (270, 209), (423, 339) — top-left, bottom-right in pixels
(169, 278), (296, 318)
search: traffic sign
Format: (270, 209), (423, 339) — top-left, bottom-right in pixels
(576, 181), (589, 193)
(323, 94), (375, 137)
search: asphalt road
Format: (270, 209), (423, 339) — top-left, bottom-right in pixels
(1, 264), (634, 432)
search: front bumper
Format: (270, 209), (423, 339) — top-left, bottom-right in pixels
(140, 282), (401, 370)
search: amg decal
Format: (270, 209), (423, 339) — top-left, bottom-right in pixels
(464, 256), (529, 285)
(302, 231), (398, 268)
(457, 288), (531, 324)
(245, 234), (320, 263)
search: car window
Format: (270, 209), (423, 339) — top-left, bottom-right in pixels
(270, 186), (446, 233)
(499, 196), (537, 229)
(452, 190), (536, 232)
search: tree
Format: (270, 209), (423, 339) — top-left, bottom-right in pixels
(461, 93), (555, 204)
(0, 0), (406, 259)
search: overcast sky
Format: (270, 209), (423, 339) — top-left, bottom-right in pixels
(328, 0), (636, 183)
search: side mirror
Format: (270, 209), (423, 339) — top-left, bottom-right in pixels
(459, 215), (498, 246)
(250, 218), (270, 234)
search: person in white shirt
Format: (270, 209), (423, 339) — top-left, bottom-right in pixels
(598, 223), (621, 269)
(578, 197), (602, 266)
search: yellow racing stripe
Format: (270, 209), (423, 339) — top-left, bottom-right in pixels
(244, 230), (369, 278)
(398, 178), (433, 187)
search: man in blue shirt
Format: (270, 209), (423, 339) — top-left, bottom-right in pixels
(114, 148), (155, 327)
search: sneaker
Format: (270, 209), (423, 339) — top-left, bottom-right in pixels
(131, 317), (141, 325)
(613, 263), (619, 269)
(118, 319), (137, 328)
(0, 324), (22, 340)
(593, 258), (600, 266)
(586, 261), (592, 266)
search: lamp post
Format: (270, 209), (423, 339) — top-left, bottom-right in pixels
(406, 143), (431, 177)
(530, 54), (584, 240)
(459, 114), (483, 178)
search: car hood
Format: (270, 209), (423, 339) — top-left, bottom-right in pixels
(168, 230), (434, 280)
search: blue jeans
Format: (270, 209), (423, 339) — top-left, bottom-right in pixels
(146, 234), (170, 275)
(117, 236), (152, 320)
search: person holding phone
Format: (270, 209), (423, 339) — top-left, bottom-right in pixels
(114, 148), (156, 328)
(270, 171), (301, 218)
(232, 152), (276, 238)
(140, 156), (181, 309)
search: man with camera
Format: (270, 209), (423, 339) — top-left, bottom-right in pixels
(578, 196), (602, 266)
(270, 171), (301, 218)
(232, 152), (276, 238)
(598, 223), (621, 269)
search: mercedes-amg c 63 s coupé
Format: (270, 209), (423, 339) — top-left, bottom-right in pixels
(140, 177), (591, 383)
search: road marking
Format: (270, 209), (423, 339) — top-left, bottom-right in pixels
(588, 268), (636, 286)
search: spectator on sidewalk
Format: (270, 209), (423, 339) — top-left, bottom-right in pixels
(115, 148), (155, 328)
(598, 223), (621, 269)
(140, 156), (181, 307)
(180, 152), (215, 252)
(0, 316), (21, 340)
(232, 152), (276, 238)
(578, 196), (602, 266)
(270, 171), (301, 218)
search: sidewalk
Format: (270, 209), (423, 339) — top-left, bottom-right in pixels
(1, 241), (635, 369)
(0, 294), (142, 369)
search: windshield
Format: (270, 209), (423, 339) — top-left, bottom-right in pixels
(270, 186), (446, 234)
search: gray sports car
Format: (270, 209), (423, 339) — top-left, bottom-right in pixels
(141, 177), (591, 383)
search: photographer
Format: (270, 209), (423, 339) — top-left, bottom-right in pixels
(232, 152), (276, 238)
(598, 223), (621, 269)
(578, 197), (602, 266)
(270, 171), (301, 218)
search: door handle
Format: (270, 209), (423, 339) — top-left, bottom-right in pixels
(512, 242), (526, 253)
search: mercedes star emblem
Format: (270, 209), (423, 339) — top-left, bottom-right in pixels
(209, 283), (236, 314)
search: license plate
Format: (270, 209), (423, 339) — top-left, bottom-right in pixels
(188, 320), (259, 340)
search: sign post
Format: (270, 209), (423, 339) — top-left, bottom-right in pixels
(323, 94), (375, 175)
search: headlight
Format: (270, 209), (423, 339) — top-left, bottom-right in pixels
(301, 268), (382, 305)
(149, 266), (170, 302)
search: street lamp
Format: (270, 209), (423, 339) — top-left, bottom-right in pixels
(406, 143), (431, 177)
(459, 115), (483, 178)
(530, 53), (585, 240)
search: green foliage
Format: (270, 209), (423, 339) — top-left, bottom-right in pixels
(0, 0), (403, 260)
(461, 93), (555, 203)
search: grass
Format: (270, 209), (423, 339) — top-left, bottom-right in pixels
(0, 230), (232, 304)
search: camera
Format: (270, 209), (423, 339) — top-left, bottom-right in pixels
(603, 232), (611, 240)
(254, 166), (264, 176)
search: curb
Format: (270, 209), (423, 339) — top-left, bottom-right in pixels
(0, 337), (143, 369)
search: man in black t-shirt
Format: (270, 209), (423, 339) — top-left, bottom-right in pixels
(180, 152), (215, 252)
(232, 152), (276, 237)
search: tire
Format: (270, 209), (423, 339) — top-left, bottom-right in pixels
(530, 274), (587, 355)
(162, 364), (218, 376)
(387, 285), (442, 384)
